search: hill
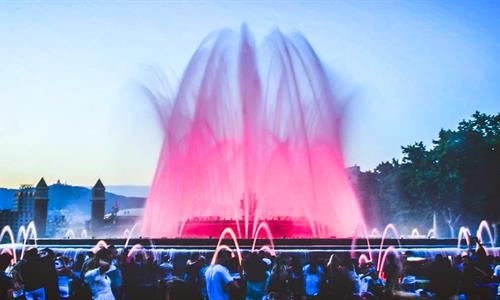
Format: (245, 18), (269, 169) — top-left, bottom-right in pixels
(0, 183), (145, 215)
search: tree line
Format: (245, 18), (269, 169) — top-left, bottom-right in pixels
(353, 111), (499, 237)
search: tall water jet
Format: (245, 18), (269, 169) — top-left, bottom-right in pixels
(142, 26), (365, 238)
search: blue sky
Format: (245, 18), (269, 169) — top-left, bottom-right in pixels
(1, 1), (499, 188)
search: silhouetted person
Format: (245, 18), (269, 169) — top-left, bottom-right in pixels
(13, 248), (47, 299)
(325, 255), (356, 299)
(0, 253), (14, 300)
(127, 253), (156, 300)
(243, 252), (267, 300)
(429, 254), (459, 299)
(382, 253), (401, 297)
(267, 256), (288, 300)
(159, 255), (174, 282)
(287, 256), (304, 299)
(205, 249), (238, 300)
(302, 256), (324, 299)
(160, 277), (201, 300)
(39, 248), (61, 300)
(185, 252), (205, 297)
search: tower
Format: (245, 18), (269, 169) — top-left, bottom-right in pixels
(90, 179), (106, 236)
(34, 177), (49, 237)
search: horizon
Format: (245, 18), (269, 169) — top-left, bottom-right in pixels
(1, 2), (499, 188)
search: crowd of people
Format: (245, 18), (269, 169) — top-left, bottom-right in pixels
(0, 239), (498, 300)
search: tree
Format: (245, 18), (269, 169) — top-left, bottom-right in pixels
(355, 111), (499, 233)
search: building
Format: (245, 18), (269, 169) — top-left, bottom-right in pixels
(33, 178), (49, 238)
(103, 207), (143, 236)
(0, 178), (50, 237)
(89, 179), (106, 236)
(347, 165), (361, 186)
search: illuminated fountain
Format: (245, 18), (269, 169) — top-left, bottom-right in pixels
(142, 26), (365, 238)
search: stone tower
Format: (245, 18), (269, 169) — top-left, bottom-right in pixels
(34, 177), (49, 237)
(90, 179), (106, 235)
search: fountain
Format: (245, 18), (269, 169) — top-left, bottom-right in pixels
(142, 25), (365, 238)
(64, 229), (76, 239)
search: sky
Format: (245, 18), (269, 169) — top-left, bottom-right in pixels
(0, 1), (499, 188)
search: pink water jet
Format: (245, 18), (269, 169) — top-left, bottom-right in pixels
(142, 26), (365, 238)
(376, 224), (401, 272)
(350, 224), (373, 262)
(378, 246), (399, 279)
(212, 227), (242, 266)
(251, 222), (275, 254)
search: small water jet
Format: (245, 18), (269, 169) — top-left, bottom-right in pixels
(350, 223), (373, 262)
(476, 220), (497, 255)
(17, 221), (37, 260)
(250, 222), (275, 255)
(370, 228), (381, 238)
(411, 228), (421, 238)
(376, 224), (401, 272)
(211, 227), (242, 266)
(123, 223), (140, 249)
(378, 246), (400, 279)
(0, 225), (17, 263)
(65, 229), (76, 239)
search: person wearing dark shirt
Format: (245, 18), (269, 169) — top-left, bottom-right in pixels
(383, 253), (401, 297)
(243, 252), (267, 300)
(13, 248), (46, 299)
(428, 254), (459, 299)
(0, 253), (14, 300)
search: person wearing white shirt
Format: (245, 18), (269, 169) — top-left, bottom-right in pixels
(84, 249), (115, 300)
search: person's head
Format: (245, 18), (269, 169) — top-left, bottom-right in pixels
(161, 254), (171, 264)
(65, 256), (74, 268)
(0, 253), (12, 271)
(386, 252), (397, 264)
(368, 266), (378, 279)
(434, 254), (444, 263)
(309, 255), (318, 267)
(189, 252), (200, 261)
(25, 247), (38, 260)
(462, 255), (470, 265)
(108, 245), (118, 258)
(340, 257), (354, 272)
(135, 253), (144, 264)
(39, 247), (55, 260)
(289, 256), (301, 272)
(76, 253), (85, 262)
(86, 251), (95, 259)
(96, 248), (113, 272)
(215, 249), (232, 266)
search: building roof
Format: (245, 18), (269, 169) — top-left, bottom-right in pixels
(36, 177), (48, 189)
(93, 179), (105, 189)
(116, 208), (143, 217)
(104, 208), (143, 219)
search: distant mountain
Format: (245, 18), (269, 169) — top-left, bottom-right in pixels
(0, 183), (145, 215)
(105, 185), (150, 198)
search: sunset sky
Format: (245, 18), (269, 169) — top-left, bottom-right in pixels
(1, 1), (499, 188)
